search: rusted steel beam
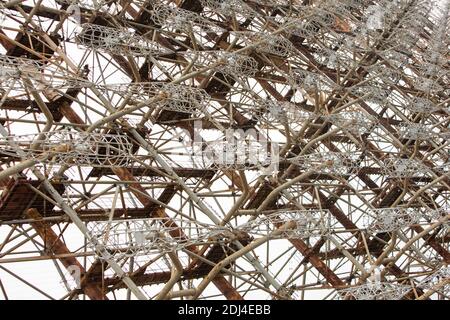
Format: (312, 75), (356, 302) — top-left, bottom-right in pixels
(25, 208), (107, 300)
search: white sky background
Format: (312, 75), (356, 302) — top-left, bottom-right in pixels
(0, 0), (448, 300)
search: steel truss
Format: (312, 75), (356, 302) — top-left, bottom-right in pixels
(0, 0), (448, 300)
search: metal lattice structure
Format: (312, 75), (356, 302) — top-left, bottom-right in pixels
(0, 0), (448, 301)
(336, 282), (413, 300)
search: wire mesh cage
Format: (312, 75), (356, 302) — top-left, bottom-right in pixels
(402, 97), (441, 114)
(58, 0), (109, 10)
(0, 130), (133, 167)
(417, 266), (450, 297)
(289, 68), (336, 92)
(0, 0), (449, 301)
